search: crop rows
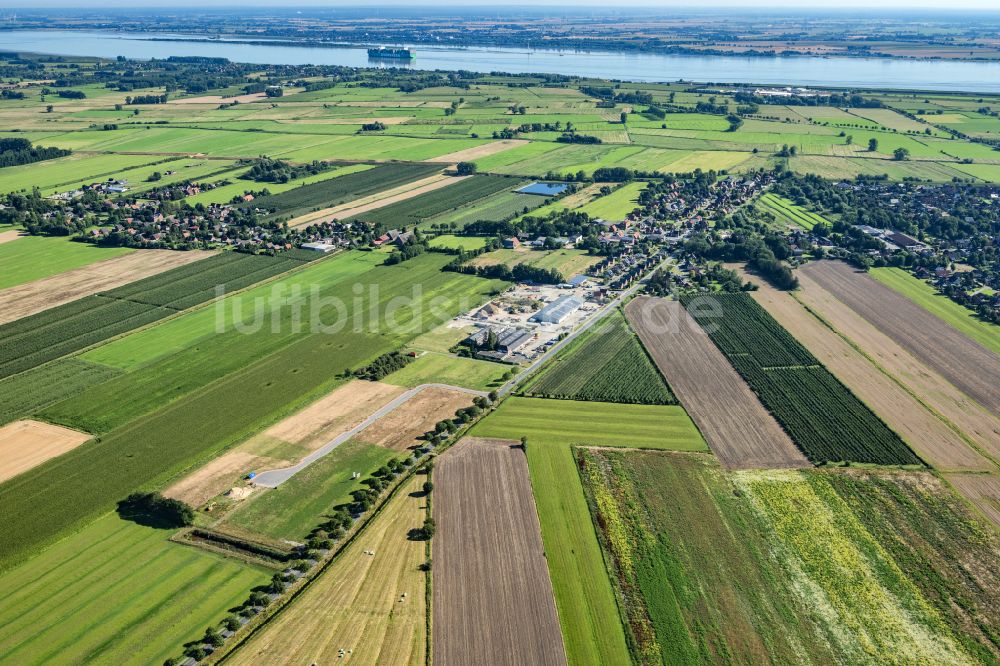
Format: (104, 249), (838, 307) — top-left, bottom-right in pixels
(252, 163), (442, 217)
(349, 175), (519, 228)
(686, 292), (814, 367)
(0, 359), (122, 425)
(682, 293), (920, 465)
(758, 193), (828, 230)
(526, 311), (675, 405)
(0, 253), (308, 380)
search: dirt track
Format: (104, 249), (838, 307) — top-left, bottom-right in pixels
(433, 437), (567, 666)
(0, 229), (21, 245)
(626, 297), (809, 469)
(801, 261), (1000, 414)
(0, 249), (214, 325)
(0, 420), (91, 483)
(739, 267), (992, 472)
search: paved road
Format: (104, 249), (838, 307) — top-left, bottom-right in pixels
(251, 383), (486, 488)
(253, 257), (670, 488)
(498, 257), (671, 396)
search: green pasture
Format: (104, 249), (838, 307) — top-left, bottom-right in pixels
(0, 514), (266, 665)
(0, 236), (133, 290)
(384, 352), (507, 391)
(470, 396), (705, 666)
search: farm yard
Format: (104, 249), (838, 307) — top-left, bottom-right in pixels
(433, 438), (566, 666)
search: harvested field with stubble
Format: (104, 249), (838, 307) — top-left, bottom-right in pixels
(801, 261), (1000, 413)
(225, 475), (427, 666)
(425, 139), (527, 163)
(794, 268), (1000, 463)
(740, 268), (991, 472)
(0, 420), (91, 483)
(0, 249), (215, 325)
(356, 386), (474, 451)
(625, 296), (808, 469)
(433, 437), (567, 666)
(945, 473), (1000, 529)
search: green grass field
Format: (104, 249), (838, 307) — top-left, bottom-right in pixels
(427, 234), (488, 251)
(224, 439), (396, 541)
(470, 397), (706, 666)
(870, 267), (1000, 356)
(576, 182), (646, 221)
(580, 450), (1000, 664)
(0, 236), (133, 290)
(384, 352), (507, 390)
(0, 514), (267, 665)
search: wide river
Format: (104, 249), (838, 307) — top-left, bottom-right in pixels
(3, 29), (1000, 93)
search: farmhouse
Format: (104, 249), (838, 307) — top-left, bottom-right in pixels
(531, 295), (583, 324)
(465, 326), (533, 359)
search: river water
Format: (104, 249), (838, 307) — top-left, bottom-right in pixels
(2, 30), (1000, 93)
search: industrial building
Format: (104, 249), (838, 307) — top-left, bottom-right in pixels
(530, 295), (584, 324)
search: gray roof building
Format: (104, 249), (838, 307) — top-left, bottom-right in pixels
(531, 295), (583, 324)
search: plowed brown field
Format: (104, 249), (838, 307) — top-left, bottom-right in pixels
(625, 296), (809, 469)
(738, 267), (992, 472)
(433, 437), (567, 666)
(801, 261), (1000, 414)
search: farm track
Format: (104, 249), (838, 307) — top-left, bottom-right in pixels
(801, 261), (1000, 414)
(433, 437), (567, 666)
(626, 296), (809, 469)
(0, 249), (216, 325)
(739, 267), (994, 472)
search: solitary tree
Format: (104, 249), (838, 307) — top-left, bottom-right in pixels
(893, 147), (910, 161)
(456, 161), (477, 175)
(620, 111), (628, 124)
(868, 138), (879, 152)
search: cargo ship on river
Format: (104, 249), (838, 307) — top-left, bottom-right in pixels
(367, 47), (414, 60)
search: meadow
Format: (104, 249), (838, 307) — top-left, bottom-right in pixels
(580, 449), (1000, 665)
(384, 352), (507, 391)
(470, 396), (706, 666)
(223, 438), (397, 541)
(0, 236), (133, 290)
(576, 182), (646, 221)
(757, 192), (829, 230)
(0, 514), (267, 666)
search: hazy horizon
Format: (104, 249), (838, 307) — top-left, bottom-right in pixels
(0, 1), (999, 10)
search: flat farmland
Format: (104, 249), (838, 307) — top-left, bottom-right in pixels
(0, 248), (214, 325)
(870, 267), (1000, 356)
(469, 397), (705, 666)
(945, 473), (1000, 529)
(0, 420), (91, 483)
(576, 181), (646, 221)
(383, 353), (506, 391)
(226, 475), (427, 666)
(625, 297), (808, 468)
(801, 261), (1000, 414)
(355, 386), (474, 451)
(580, 449), (1000, 665)
(0, 254), (504, 569)
(0, 514), (267, 666)
(741, 270), (991, 472)
(434, 437), (566, 666)
(0, 359), (122, 426)
(469, 247), (601, 278)
(794, 268), (1000, 464)
(0, 236), (133, 290)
